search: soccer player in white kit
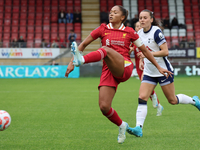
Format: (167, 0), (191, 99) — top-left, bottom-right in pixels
(127, 9), (200, 137)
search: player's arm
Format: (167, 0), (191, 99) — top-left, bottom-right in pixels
(151, 30), (169, 57)
(151, 42), (169, 57)
(78, 34), (95, 52)
(139, 57), (144, 71)
(129, 45), (134, 55)
(134, 38), (173, 78)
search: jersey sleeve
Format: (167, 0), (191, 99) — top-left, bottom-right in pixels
(130, 28), (143, 47)
(154, 29), (166, 46)
(90, 24), (105, 40)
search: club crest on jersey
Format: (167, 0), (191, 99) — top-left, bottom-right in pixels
(122, 33), (127, 38)
(148, 38), (153, 43)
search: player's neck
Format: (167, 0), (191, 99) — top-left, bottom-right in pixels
(143, 25), (151, 32)
(111, 22), (122, 29)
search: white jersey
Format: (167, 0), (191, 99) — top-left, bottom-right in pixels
(138, 26), (174, 77)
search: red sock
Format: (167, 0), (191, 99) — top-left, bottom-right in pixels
(103, 107), (122, 126)
(83, 48), (107, 63)
(151, 91), (155, 95)
(151, 91), (160, 104)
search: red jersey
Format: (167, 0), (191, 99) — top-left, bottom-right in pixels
(90, 23), (140, 60)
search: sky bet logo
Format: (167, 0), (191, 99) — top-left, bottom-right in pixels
(1, 49), (23, 57)
(31, 49), (52, 57)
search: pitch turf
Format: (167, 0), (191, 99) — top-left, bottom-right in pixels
(0, 77), (199, 150)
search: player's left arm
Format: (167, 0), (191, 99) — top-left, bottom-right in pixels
(151, 43), (168, 57)
(151, 29), (169, 57)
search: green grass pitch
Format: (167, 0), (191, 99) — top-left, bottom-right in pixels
(0, 76), (200, 150)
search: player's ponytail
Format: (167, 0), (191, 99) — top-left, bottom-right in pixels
(141, 9), (159, 26)
(117, 5), (128, 24)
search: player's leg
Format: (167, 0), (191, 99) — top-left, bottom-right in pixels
(84, 45), (125, 77)
(71, 42), (125, 77)
(139, 72), (163, 116)
(99, 86), (128, 143)
(127, 81), (156, 137)
(161, 82), (200, 110)
(150, 90), (164, 116)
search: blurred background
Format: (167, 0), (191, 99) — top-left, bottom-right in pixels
(0, 0), (199, 77)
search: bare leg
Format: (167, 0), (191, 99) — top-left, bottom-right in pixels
(99, 86), (128, 143)
(139, 82), (156, 101)
(161, 82), (196, 105)
(83, 46), (125, 77)
(99, 86), (123, 126)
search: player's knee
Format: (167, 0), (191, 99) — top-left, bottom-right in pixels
(138, 98), (147, 104)
(139, 95), (148, 101)
(99, 102), (110, 114)
(101, 46), (111, 54)
(168, 98), (177, 105)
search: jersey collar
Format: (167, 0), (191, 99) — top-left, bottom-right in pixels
(107, 23), (125, 30)
(143, 25), (153, 33)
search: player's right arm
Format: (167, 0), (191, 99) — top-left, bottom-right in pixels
(78, 35), (95, 52)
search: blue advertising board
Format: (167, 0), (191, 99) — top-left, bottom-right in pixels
(0, 65), (79, 78)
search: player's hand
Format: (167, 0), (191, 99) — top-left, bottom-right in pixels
(65, 61), (74, 77)
(128, 46), (134, 55)
(137, 52), (145, 59)
(139, 59), (144, 71)
(158, 67), (173, 78)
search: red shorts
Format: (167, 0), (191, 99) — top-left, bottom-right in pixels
(98, 58), (134, 90)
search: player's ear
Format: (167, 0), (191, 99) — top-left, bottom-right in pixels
(121, 15), (125, 23)
(150, 17), (153, 23)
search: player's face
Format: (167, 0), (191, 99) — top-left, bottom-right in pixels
(135, 22), (142, 32)
(139, 12), (153, 29)
(109, 6), (124, 23)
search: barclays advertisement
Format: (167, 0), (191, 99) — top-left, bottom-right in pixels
(0, 66), (79, 78)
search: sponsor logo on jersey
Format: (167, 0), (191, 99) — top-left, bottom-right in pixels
(111, 40), (125, 46)
(106, 39), (110, 46)
(106, 39), (125, 46)
(105, 33), (111, 35)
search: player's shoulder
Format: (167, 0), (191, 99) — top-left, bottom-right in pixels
(137, 28), (143, 35)
(94, 23), (107, 30)
(125, 26), (136, 33)
(152, 26), (162, 33)
(125, 26), (134, 30)
(152, 26), (165, 39)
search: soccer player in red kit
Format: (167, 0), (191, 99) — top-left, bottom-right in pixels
(130, 21), (164, 116)
(65, 5), (172, 144)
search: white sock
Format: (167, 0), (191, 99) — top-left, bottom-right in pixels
(157, 103), (161, 108)
(81, 56), (85, 63)
(150, 92), (156, 98)
(177, 94), (195, 105)
(136, 104), (147, 128)
(119, 121), (126, 128)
